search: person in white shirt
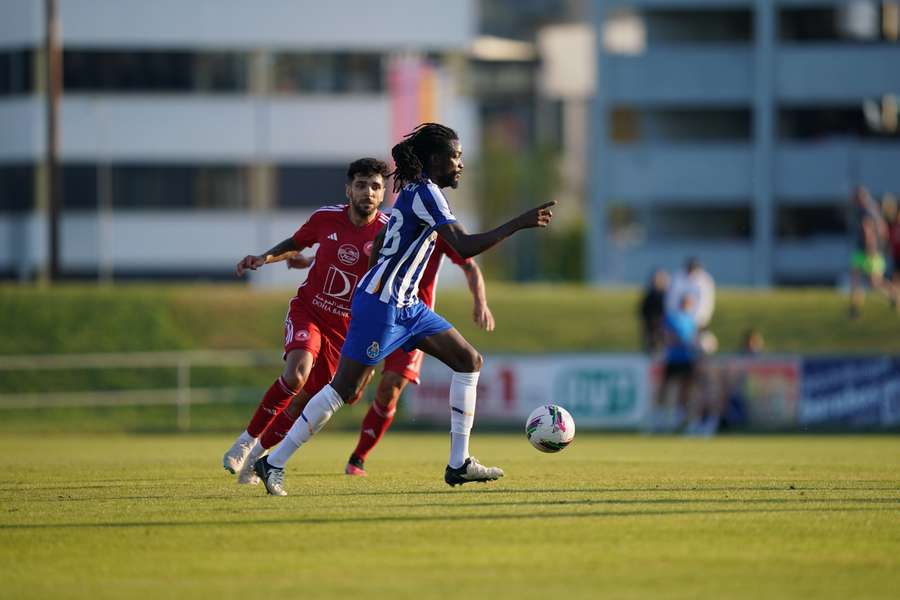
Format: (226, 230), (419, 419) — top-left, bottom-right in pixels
(665, 257), (715, 330)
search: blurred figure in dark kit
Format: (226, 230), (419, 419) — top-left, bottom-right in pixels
(638, 268), (669, 354)
(882, 193), (900, 311)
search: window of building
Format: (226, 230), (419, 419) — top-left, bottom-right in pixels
(777, 204), (847, 239)
(651, 206), (752, 240)
(62, 165), (99, 209)
(0, 50), (33, 95)
(606, 204), (752, 242)
(273, 53), (383, 94)
(115, 165), (248, 208)
(779, 106), (900, 139)
(469, 61), (535, 97)
(63, 50), (248, 92)
(780, 3), (899, 42)
(0, 165), (34, 212)
(619, 108), (752, 142)
(277, 165), (348, 207)
(481, 0), (586, 40)
(642, 9), (753, 43)
(61, 164), (248, 209)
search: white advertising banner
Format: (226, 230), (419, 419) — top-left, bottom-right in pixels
(406, 354), (651, 428)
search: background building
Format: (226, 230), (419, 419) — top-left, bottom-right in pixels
(0, 0), (477, 285)
(590, 0), (900, 286)
(5, 0), (900, 288)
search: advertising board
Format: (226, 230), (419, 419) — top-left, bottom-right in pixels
(407, 354), (651, 428)
(799, 357), (900, 428)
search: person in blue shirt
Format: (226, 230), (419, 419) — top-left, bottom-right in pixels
(647, 293), (699, 433)
(254, 123), (556, 495)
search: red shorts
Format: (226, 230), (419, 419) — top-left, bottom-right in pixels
(382, 347), (425, 384)
(283, 298), (347, 397)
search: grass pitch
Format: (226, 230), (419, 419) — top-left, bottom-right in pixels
(1, 433), (898, 600)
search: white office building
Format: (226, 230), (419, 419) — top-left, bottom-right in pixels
(0, 0), (478, 284)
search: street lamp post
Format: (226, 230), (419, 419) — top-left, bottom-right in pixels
(46, 0), (62, 281)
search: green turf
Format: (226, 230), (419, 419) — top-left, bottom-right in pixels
(1, 433), (898, 599)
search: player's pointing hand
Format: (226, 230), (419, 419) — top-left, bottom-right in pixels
(235, 254), (266, 277)
(517, 200), (556, 229)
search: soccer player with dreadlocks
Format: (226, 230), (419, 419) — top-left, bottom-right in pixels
(254, 123), (555, 495)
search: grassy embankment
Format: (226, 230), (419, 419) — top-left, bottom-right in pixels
(1, 284), (897, 432)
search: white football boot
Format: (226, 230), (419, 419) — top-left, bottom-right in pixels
(237, 443), (265, 485)
(222, 435), (258, 475)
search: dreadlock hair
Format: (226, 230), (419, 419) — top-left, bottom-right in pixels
(390, 122), (459, 193)
(347, 157), (391, 182)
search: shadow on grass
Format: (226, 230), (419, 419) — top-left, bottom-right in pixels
(1, 504), (897, 531)
(3, 480), (899, 495)
(0, 472), (338, 492)
(5, 494), (900, 507)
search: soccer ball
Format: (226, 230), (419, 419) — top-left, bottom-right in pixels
(525, 405), (575, 453)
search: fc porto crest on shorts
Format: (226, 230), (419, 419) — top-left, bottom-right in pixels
(366, 341), (380, 360)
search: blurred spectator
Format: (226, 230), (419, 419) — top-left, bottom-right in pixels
(666, 257), (716, 330)
(848, 186), (895, 318)
(638, 268), (669, 354)
(740, 327), (765, 355)
(687, 326), (723, 437)
(715, 327), (766, 433)
(698, 330), (719, 355)
(883, 193), (900, 304)
(647, 293), (699, 433)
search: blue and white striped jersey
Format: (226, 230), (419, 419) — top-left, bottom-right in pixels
(358, 179), (457, 307)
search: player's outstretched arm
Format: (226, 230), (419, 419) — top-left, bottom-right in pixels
(460, 261), (494, 331)
(436, 201), (555, 260)
(235, 237), (299, 277)
(286, 254), (312, 270)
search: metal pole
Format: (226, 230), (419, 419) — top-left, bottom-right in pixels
(588, 0), (609, 283)
(752, 0), (775, 287)
(45, 0), (62, 281)
(96, 101), (113, 284)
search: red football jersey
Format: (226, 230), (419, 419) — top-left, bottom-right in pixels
(292, 204), (389, 326)
(889, 221), (900, 259)
(417, 235), (471, 309)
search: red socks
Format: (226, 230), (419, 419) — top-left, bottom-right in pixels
(351, 402), (396, 462)
(259, 408), (300, 450)
(246, 376), (298, 438)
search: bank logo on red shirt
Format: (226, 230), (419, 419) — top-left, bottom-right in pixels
(323, 265), (359, 301)
(337, 244), (360, 265)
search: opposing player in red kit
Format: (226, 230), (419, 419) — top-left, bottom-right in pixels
(222, 158), (390, 480)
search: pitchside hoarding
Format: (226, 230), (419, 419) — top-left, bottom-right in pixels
(405, 354), (897, 430)
(408, 354), (650, 428)
(799, 357), (900, 428)
(406, 354), (804, 430)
